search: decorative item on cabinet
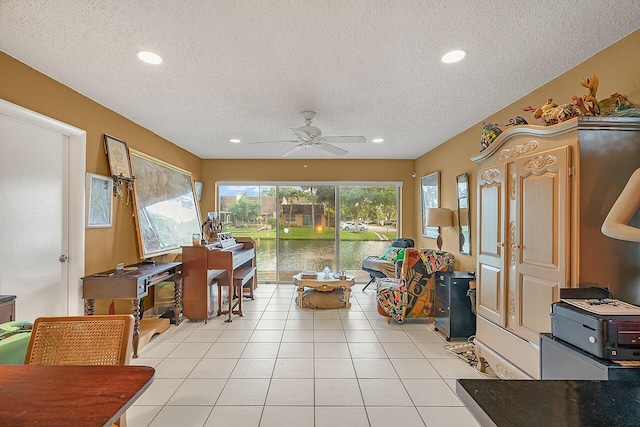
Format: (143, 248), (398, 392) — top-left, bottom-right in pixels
(521, 75), (638, 126)
(480, 123), (502, 151)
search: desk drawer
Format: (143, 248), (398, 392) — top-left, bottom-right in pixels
(434, 296), (450, 338)
(435, 274), (450, 300)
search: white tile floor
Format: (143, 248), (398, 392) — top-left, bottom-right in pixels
(128, 283), (484, 427)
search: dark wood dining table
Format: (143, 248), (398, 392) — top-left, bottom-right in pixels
(0, 364), (155, 427)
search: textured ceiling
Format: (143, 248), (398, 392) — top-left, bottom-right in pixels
(1, 1), (639, 159)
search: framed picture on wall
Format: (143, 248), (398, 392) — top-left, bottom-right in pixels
(129, 149), (201, 259)
(104, 134), (133, 180)
(421, 172), (439, 238)
(85, 173), (113, 228)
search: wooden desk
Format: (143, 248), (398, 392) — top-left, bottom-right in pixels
(82, 262), (182, 357)
(0, 364), (154, 426)
(456, 378), (640, 427)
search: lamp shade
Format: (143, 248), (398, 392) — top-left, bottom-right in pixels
(426, 208), (452, 227)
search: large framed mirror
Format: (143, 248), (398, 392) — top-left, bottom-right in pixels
(456, 173), (471, 254)
(421, 172), (439, 238)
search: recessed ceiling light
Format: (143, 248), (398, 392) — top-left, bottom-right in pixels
(137, 51), (163, 65)
(372, 138), (384, 143)
(230, 138), (241, 143)
(442, 49), (466, 64)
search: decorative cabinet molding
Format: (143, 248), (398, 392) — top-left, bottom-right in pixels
(498, 140), (539, 161)
(480, 168), (501, 182)
(524, 155), (556, 171)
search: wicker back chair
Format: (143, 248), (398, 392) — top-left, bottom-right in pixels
(25, 315), (134, 366)
(25, 315), (135, 426)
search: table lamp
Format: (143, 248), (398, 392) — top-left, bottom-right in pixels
(426, 207), (452, 251)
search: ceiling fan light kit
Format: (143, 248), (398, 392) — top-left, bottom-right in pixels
(248, 111), (366, 157)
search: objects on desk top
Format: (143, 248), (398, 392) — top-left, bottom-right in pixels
(561, 298), (640, 315)
(300, 270), (317, 279)
(0, 295), (17, 304)
(217, 232), (237, 249)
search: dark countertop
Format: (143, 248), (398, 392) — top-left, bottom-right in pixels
(457, 379), (640, 427)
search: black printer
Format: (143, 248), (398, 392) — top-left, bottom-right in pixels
(551, 299), (640, 360)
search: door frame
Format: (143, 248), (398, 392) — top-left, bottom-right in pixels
(0, 99), (86, 315)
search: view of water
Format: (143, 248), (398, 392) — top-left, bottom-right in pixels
(254, 239), (390, 282)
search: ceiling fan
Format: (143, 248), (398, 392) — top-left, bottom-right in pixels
(248, 111), (366, 157)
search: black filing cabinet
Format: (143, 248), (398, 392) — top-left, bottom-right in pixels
(434, 272), (476, 340)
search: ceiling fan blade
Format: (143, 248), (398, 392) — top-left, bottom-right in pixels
(291, 128), (310, 140)
(281, 144), (304, 157)
(247, 140), (299, 145)
(314, 142), (348, 156)
(321, 135), (366, 144)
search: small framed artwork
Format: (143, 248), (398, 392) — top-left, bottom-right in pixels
(194, 181), (203, 202)
(104, 134), (133, 180)
(421, 172), (440, 238)
(86, 173), (113, 228)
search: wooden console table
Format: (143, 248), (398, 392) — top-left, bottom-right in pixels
(82, 262), (182, 357)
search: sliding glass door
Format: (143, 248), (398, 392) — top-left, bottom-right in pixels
(217, 182), (399, 283)
(277, 185), (336, 282)
(218, 185), (277, 281)
(339, 186), (399, 282)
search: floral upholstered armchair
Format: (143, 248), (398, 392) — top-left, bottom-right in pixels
(376, 248), (454, 323)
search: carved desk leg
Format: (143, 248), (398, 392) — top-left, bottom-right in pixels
(173, 275), (182, 326)
(84, 299), (95, 315)
(131, 298), (141, 358)
(344, 280), (353, 308)
(296, 280), (304, 308)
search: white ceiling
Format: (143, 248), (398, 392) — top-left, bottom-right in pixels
(1, 1), (639, 160)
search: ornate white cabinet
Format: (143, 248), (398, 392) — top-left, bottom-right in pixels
(472, 116), (640, 379)
(472, 119), (578, 379)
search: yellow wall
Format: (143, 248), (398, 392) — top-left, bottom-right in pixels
(0, 51), (203, 276)
(415, 29), (640, 272)
(1, 28), (639, 278)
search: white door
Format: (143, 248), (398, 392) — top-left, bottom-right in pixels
(0, 100), (85, 320)
(510, 146), (571, 343)
(476, 164), (507, 327)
